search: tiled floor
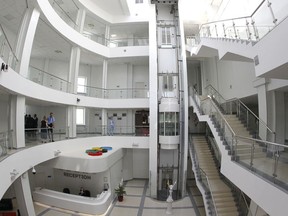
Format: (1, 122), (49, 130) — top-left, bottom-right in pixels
(33, 179), (205, 216)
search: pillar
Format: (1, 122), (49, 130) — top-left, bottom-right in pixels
(13, 172), (35, 216)
(101, 59), (108, 135)
(14, 8), (40, 77)
(148, 3), (158, 198)
(9, 95), (25, 148)
(253, 78), (270, 141)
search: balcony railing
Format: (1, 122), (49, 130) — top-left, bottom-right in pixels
(187, 0), (288, 45)
(28, 66), (72, 93)
(0, 130), (13, 158)
(77, 84), (149, 99)
(49, 0), (78, 29)
(0, 24), (18, 70)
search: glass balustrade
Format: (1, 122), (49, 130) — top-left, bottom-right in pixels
(28, 66), (72, 93)
(49, 0), (78, 29)
(77, 125), (149, 137)
(0, 24), (18, 70)
(25, 127), (68, 146)
(192, 88), (288, 191)
(189, 137), (217, 215)
(78, 84), (149, 99)
(187, 0), (288, 46)
(0, 130), (13, 159)
(205, 85), (275, 142)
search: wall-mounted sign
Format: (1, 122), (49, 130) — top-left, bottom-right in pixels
(63, 171), (91, 180)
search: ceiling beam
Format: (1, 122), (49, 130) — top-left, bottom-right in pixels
(119, 0), (130, 16)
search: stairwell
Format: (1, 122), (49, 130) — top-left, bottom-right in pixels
(192, 135), (240, 216)
(223, 114), (267, 164)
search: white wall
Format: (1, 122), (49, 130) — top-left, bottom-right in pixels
(132, 149), (149, 178)
(203, 57), (257, 99)
(0, 99), (9, 132)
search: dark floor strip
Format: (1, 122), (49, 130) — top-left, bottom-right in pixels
(37, 208), (51, 216)
(137, 179), (148, 216)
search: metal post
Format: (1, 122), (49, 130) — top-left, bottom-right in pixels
(267, 0), (277, 25)
(222, 23), (226, 38)
(232, 21), (237, 39)
(251, 18), (259, 41)
(246, 19), (251, 40)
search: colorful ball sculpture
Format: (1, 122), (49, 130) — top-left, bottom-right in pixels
(85, 146), (112, 156)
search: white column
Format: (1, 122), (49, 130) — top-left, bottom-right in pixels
(9, 95), (25, 148)
(75, 8), (86, 33)
(253, 78), (269, 141)
(66, 106), (76, 138)
(102, 109), (107, 136)
(66, 46), (81, 138)
(13, 172), (35, 216)
(275, 91), (285, 145)
(14, 8), (40, 77)
(68, 47), (81, 94)
(149, 3), (158, 198)
(178, 0), (189, 197)
(101, 59), (108, 135)
(105, 25), (110, 46)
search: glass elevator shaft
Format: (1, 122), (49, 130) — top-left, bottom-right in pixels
(151, 0), (186, 200)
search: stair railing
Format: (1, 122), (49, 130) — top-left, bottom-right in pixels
(205, 84), (276, 142)
(189, 137), (218, 215)
(207, 136), (253, 216)
(192, 88), (288, 191)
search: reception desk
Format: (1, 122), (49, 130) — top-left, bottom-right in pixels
(33, 188), (112, 215)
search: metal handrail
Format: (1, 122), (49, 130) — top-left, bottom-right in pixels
(189, 137), (218, 215)
(0, 24), (19, 62)
(50, 0), (78, 27)
(29, 66), (71, 83)
(205, 84), (275, 136)
(199, 0), (266, 31)
(201, 95), (236, 137)
(235, 134), (286, 148)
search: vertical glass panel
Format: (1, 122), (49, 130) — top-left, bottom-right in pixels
(166, 27), (171, 44)
(162, 28), (166, 44)
(159, 113), (165, 135)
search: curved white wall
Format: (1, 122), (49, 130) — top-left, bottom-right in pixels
(0, 136), (149, 199)
(0, 60), (149, 109)
(36, 0), (149, 59)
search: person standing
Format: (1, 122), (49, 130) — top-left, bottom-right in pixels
(33, 114), (38, 137)
(108, 117), (115, 136)
(40, 116), (48, 143)
(47, 112), (55, 142)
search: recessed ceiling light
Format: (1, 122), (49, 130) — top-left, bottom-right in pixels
(111, 34), (117, 38)
(55, 50), (62, 54)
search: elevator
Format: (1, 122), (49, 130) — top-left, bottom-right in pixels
(151, 0), (187, 200)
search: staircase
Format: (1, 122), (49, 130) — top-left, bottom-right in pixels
(223, 114), (267, 163)
(192, 136), (240, 216)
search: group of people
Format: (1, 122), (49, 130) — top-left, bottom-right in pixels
(40, 112), (55, 143)
(24, 114), (38, 137)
